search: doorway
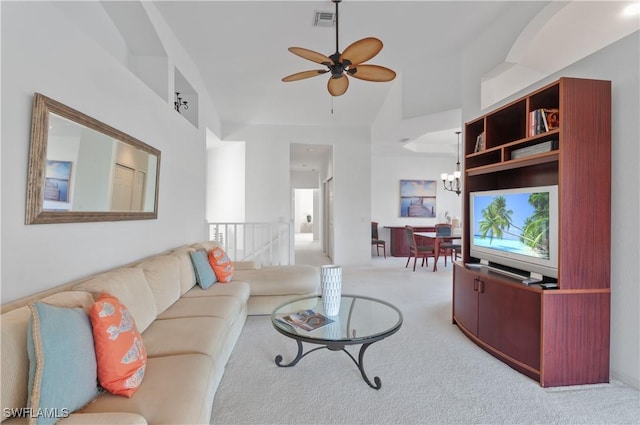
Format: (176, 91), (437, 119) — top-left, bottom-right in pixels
(290, 143), (333, 260)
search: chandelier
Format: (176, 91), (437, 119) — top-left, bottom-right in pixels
(441, 131), (462, 196)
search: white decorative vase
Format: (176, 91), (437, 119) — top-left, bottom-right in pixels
(320, 265), (342, 316)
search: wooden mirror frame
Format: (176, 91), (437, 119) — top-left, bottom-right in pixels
(25, 93), (161, 224)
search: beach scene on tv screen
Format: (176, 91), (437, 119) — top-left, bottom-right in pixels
(473, 191), (550, 260)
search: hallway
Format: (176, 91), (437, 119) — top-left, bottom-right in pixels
(293, 233), (332, 267)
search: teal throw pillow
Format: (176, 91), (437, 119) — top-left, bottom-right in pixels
(27, 302), (99, 425)
(190, 249), (217, 289)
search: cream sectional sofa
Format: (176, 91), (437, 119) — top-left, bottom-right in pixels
(1, 241), (319, 425)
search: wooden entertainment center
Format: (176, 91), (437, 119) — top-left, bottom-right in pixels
(453, 77), (611, 387)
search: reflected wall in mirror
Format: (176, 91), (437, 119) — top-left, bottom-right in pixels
(26, 93), (161, 224)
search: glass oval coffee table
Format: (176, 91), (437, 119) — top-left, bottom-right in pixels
(270, 294), (403, 390)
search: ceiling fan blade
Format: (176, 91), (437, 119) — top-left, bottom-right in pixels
(340, 37), (383, 66)
(349, 65), (396, 82)
(288, 47), (334, 65)
(282, 69), (329, 82)
(328, 75), (349, 97)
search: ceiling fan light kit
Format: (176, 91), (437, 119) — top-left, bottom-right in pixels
(282, 0), (396, 96)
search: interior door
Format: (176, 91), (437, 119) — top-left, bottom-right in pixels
(111, 164), (145, 211)
(111, 164), (135, 211)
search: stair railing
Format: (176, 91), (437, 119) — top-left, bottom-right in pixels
(207, 221), (294, 267)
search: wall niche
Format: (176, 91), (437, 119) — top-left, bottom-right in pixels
(174, 68), (198, 127)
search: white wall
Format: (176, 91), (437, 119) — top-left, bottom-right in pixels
(370, 154), (463, 246)
(206, 141), (245, 222)
(403, 53), (461, 118)
(331, 135), (371, 265)
(1, 2), (215, 302)
(291, 170), (319, 189)
(222, 123), (371, 266)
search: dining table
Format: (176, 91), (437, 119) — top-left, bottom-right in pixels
(414, 232), (461, 272)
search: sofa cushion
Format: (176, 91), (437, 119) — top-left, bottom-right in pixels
(1, 292), (95, 416)
(74, 268), (157, 333)
(89, 293), (147, 398)
(191, 241), (220, 252)
(1, 306), (32, 415)
(156, 296), (244, 324)
(27, 302), (99, 425)
(170, 245), (197, 295)
(233, 265), (320, 296)
(77, 354), (217, 425)
(134, 255), (181, 314)
(182, 280), (251, 301)
(142, 317), (229, 359)
(189, 249), (217, 289)
(38, 291), (96, 312)
(208, 247), (234, 283)
(233, 260), (260, 270)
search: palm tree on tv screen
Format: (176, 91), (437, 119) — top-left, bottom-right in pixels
(520, 192), (550, 255)
(479, 193), (549, 255)
(478, 196), (512, 240)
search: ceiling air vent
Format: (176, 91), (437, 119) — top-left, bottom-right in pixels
(313, 11), (335, 27)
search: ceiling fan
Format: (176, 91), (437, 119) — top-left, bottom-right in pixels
(281, 0), (396, 97)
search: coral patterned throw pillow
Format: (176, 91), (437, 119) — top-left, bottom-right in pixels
(89, 293), (147, 397)
(208, 247), (234, 283)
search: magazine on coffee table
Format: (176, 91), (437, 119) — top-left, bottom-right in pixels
(277, 309), (334, 331)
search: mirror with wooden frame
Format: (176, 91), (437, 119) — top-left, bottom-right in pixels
(25, 93), (161, 224)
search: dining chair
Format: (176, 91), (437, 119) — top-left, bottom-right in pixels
(435, 223), (461, 266)
(371, 221), (386, 258)
(404, 226), (434, 271)
(435, 223), (453, 237)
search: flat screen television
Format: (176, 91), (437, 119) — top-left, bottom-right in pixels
(469, 185), (559, 279)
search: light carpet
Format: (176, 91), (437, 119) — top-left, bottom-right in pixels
(210, 245), (639, 425)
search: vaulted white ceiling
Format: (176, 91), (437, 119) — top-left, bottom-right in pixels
(151, 0), (637, 166)
(79, 1), (637, 169)
(154, 1), (546, 129)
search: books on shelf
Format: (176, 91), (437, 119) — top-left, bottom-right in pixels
(276, 309), (334, 331)
(511, 140), (558, 159)
(474, 132), (485, 152)
(529, 108), (559, 136)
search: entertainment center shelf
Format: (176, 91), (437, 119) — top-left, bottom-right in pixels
(465, 129), (560, 174)
(453, 77), (611, 387)
(466, 151), (559, 176)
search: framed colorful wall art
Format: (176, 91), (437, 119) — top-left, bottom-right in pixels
(400, 179), (436, 217)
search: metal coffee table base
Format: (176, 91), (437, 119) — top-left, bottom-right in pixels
(275, 339), (381, 389)
(271, 295), (402, 391)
